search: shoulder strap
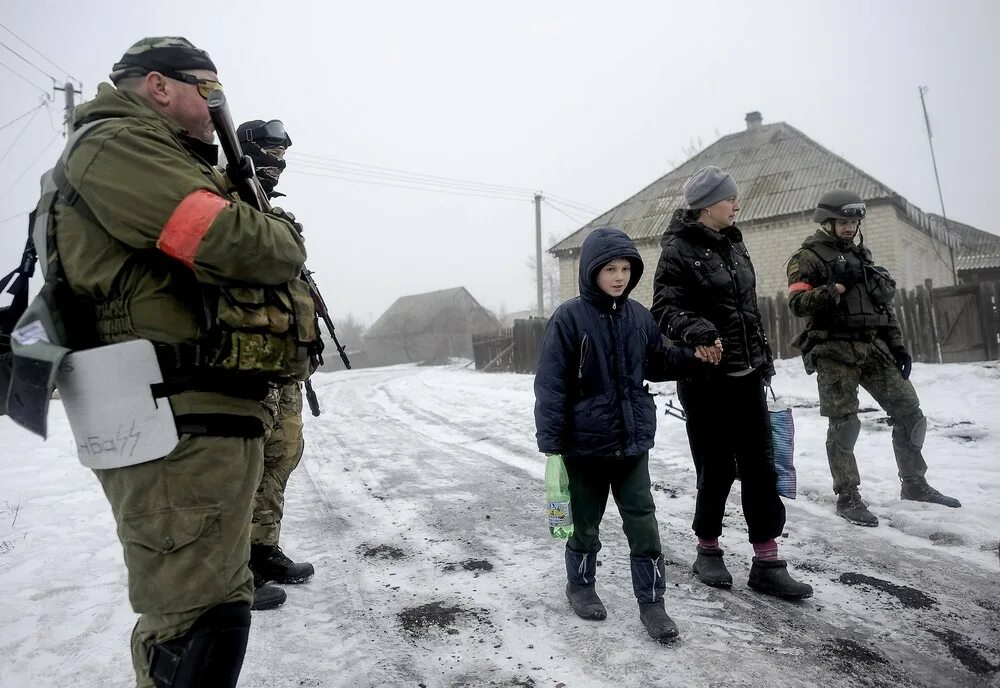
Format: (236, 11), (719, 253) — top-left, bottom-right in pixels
(51, 119), (114, 219)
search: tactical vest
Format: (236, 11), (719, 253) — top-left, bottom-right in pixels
(802, 241), (892, 334)
(51, 127), (320, 388)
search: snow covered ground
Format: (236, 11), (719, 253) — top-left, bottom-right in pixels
(1, 358), (998, 687)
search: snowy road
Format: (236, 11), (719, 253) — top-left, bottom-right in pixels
(1, 360), (999, 687)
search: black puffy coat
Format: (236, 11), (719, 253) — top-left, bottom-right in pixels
(534, 228), (696, 458)
(651, 209), (773, 377)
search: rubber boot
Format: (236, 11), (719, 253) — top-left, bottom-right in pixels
(747, 558), (813, 600)
(631, 555), (679, 642)
(692, 546), (733, 587)
(564, 547), (607, 620)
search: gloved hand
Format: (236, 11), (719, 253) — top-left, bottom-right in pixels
(270, 206), (303, 235)
(891, 345), (912, 380)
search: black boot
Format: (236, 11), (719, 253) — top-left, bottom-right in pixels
(564, 547), (606, 621)
(900, 478), (961, 508)
(631, 555), (679, 642)
(251, 572), (287, 612)
(747, 558), (813, 600)
(836, 489), (879, 527)
(692, 546), (733, 587)
(147, 602), (251, 688)
(250, 544), (315, 584)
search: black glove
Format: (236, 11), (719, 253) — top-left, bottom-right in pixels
(891, 345), (912, 380)
(270, 206), (303, 235)
(830, 260), (862, 290)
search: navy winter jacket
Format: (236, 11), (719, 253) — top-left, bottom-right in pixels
(534, 228), (697, 458)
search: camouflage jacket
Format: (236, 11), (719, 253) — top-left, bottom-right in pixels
(786, 229), (903, 351)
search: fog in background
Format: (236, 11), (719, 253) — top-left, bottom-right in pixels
(1, 0), (997, 324)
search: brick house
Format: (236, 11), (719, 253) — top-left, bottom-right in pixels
(550, 112), (960, 306)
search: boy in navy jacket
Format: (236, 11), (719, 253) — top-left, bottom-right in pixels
(534, 228), (711, 642)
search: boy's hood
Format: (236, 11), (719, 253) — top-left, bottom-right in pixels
(578, 228), (644, 304)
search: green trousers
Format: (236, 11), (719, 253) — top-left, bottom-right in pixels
(94, 433), (262, 687)
(564, 452), (662, 558)
(253, 382), (305, 546)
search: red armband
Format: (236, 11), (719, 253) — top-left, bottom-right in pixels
(156, 190), (229, 268)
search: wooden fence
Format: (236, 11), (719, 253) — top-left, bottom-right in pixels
(472, 318), (547, 373)
(473, 280), (1000, 374)
(758, 279), (1000, 363)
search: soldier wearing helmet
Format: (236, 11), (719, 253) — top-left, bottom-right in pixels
(786, 190), (960, 527)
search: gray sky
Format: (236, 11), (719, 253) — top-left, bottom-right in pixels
(2, 0), (998, 323)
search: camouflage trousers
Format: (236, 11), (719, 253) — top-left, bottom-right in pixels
(812, 338), (927, 495)
(253, 382), (305, 546)
(93, 434), (262, 687)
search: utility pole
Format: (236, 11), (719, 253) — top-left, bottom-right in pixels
(534, 192), (544, 317)
(54, 81), (82, 136)
(918, 85), (957, 285)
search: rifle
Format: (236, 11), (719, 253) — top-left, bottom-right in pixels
(207, 90), (351, 417)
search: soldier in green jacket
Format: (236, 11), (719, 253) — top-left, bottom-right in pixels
(786, 191), (960, 527)
(53, 37), (317, 687)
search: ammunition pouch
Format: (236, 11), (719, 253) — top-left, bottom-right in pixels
(205, 278), (319, 382)
(864, 264), (896, 305)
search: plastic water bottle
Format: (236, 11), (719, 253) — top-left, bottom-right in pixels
(545, 454), (574, 540)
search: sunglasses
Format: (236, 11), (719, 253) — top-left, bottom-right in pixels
(240, 119), (292, 148)
(819, 201), (867, 219)
(159, 70), (223, 99)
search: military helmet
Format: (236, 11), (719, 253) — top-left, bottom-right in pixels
(813, 190), (867, 224)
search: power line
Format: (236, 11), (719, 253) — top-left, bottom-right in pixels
(0, 102), (45, 132)
(0, 105), (42, 165)
(542, 198), (586, 225)
(0, 60), (50, 97)
(0, 133), (60, 203)
(0, 40), (57, 82)
(289, 151), (538, 195)
(0, 22), (79, 85)
(0, 210), (29, 225)
(286, 167), (535, 203)
(290, 158), (529, 199)
(542, 192), (600, 214)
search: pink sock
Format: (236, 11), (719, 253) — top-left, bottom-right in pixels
(752, 539), (778, 561)
(698, 537), (720, 551)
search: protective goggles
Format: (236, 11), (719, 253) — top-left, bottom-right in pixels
(159, 70), (223, 99)
(239, 120), (292, 149)
(819, 201), (866, 219)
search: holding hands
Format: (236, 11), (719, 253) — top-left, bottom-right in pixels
(694, 339), (723, 365)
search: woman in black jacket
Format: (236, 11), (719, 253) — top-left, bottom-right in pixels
(651, 166), (812, 600)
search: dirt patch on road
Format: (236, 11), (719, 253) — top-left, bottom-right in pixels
(360, 544), (406, 560)
(443, 559), (494, 575)
(399, 601), (486, 637)
(928, 629), (999, 676)
(821, 637), (888, 668)
(838, 572), (936, 609)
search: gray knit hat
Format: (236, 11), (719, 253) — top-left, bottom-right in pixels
(683, 166), (738, 209)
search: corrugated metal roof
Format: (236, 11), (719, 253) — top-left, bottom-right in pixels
(938, 215), (1000, 272)
(550, 121), (943, 253)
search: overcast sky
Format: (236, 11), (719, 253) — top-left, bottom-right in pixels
(2, 0), (997, 323)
